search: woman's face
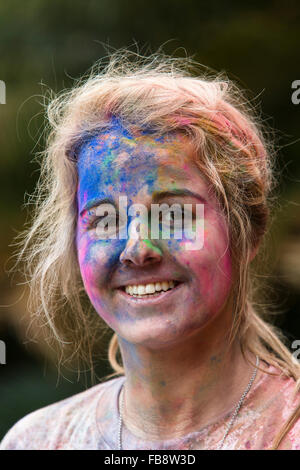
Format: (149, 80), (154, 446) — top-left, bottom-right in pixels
(76, 124), (233, 349)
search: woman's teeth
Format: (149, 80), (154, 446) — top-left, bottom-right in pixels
(125, 281), (176, 297)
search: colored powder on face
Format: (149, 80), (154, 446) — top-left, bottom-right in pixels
(142, 238), (163, 255)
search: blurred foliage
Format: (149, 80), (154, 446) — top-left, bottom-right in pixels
(0, 0), (300, 440)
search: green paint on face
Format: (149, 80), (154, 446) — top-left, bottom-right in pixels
(142, 238), (163, 255)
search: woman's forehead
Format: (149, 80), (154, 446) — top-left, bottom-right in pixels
(77, 126), (195, 169)
(75, 124), (221, 213)
(77, 130), (205, 192)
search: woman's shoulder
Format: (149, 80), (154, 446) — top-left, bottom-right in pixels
(266, 364), (300, 449)
(241, 361), (300, 450)
(0, 375), (124, 450)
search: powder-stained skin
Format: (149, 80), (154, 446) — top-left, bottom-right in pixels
(76, 122), (233, 346)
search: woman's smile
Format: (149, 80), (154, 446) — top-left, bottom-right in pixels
(76, 121), (232, 346)
(116, 280), (185, 305)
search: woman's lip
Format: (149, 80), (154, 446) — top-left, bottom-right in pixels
(117, 279), (183, 289)
(116, 282), (184, 305)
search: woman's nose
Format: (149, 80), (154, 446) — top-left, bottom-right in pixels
(120, 238), (162, 267)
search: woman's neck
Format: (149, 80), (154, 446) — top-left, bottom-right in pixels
(118, 330), (259, 441)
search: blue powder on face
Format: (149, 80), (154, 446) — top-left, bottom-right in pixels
(76, 117), (170, 214)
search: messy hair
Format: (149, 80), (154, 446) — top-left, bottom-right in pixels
(12, 49), (300, 449)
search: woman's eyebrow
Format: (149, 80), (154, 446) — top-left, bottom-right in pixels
(80, 190), (207, 216)
(152, 189), (207, 205)
(79, 197), (115, 216)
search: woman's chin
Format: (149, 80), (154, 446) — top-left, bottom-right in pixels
(116, 317), (206, 351)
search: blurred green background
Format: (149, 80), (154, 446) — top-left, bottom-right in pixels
(1, 0), (300, 440)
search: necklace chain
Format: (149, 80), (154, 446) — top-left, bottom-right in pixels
(118, 355), (259, 450)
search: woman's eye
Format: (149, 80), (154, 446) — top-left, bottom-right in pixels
(167, 213), (180, 224)
(159, 208), (184, 228)
(159, 208), (195, 226)
(91, 214), (118, 229)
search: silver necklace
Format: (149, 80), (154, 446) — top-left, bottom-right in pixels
(118, 355), (259, 450)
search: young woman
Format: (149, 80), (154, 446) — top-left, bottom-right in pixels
(1, 52), (299, 450)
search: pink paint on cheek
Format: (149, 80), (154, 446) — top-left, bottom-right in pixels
(77, 236), (101, 303)
(77, 234), (89, 265)
(81, 261), (98, 300)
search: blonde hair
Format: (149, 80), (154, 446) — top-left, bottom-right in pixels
(12, 50), (300, 449)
